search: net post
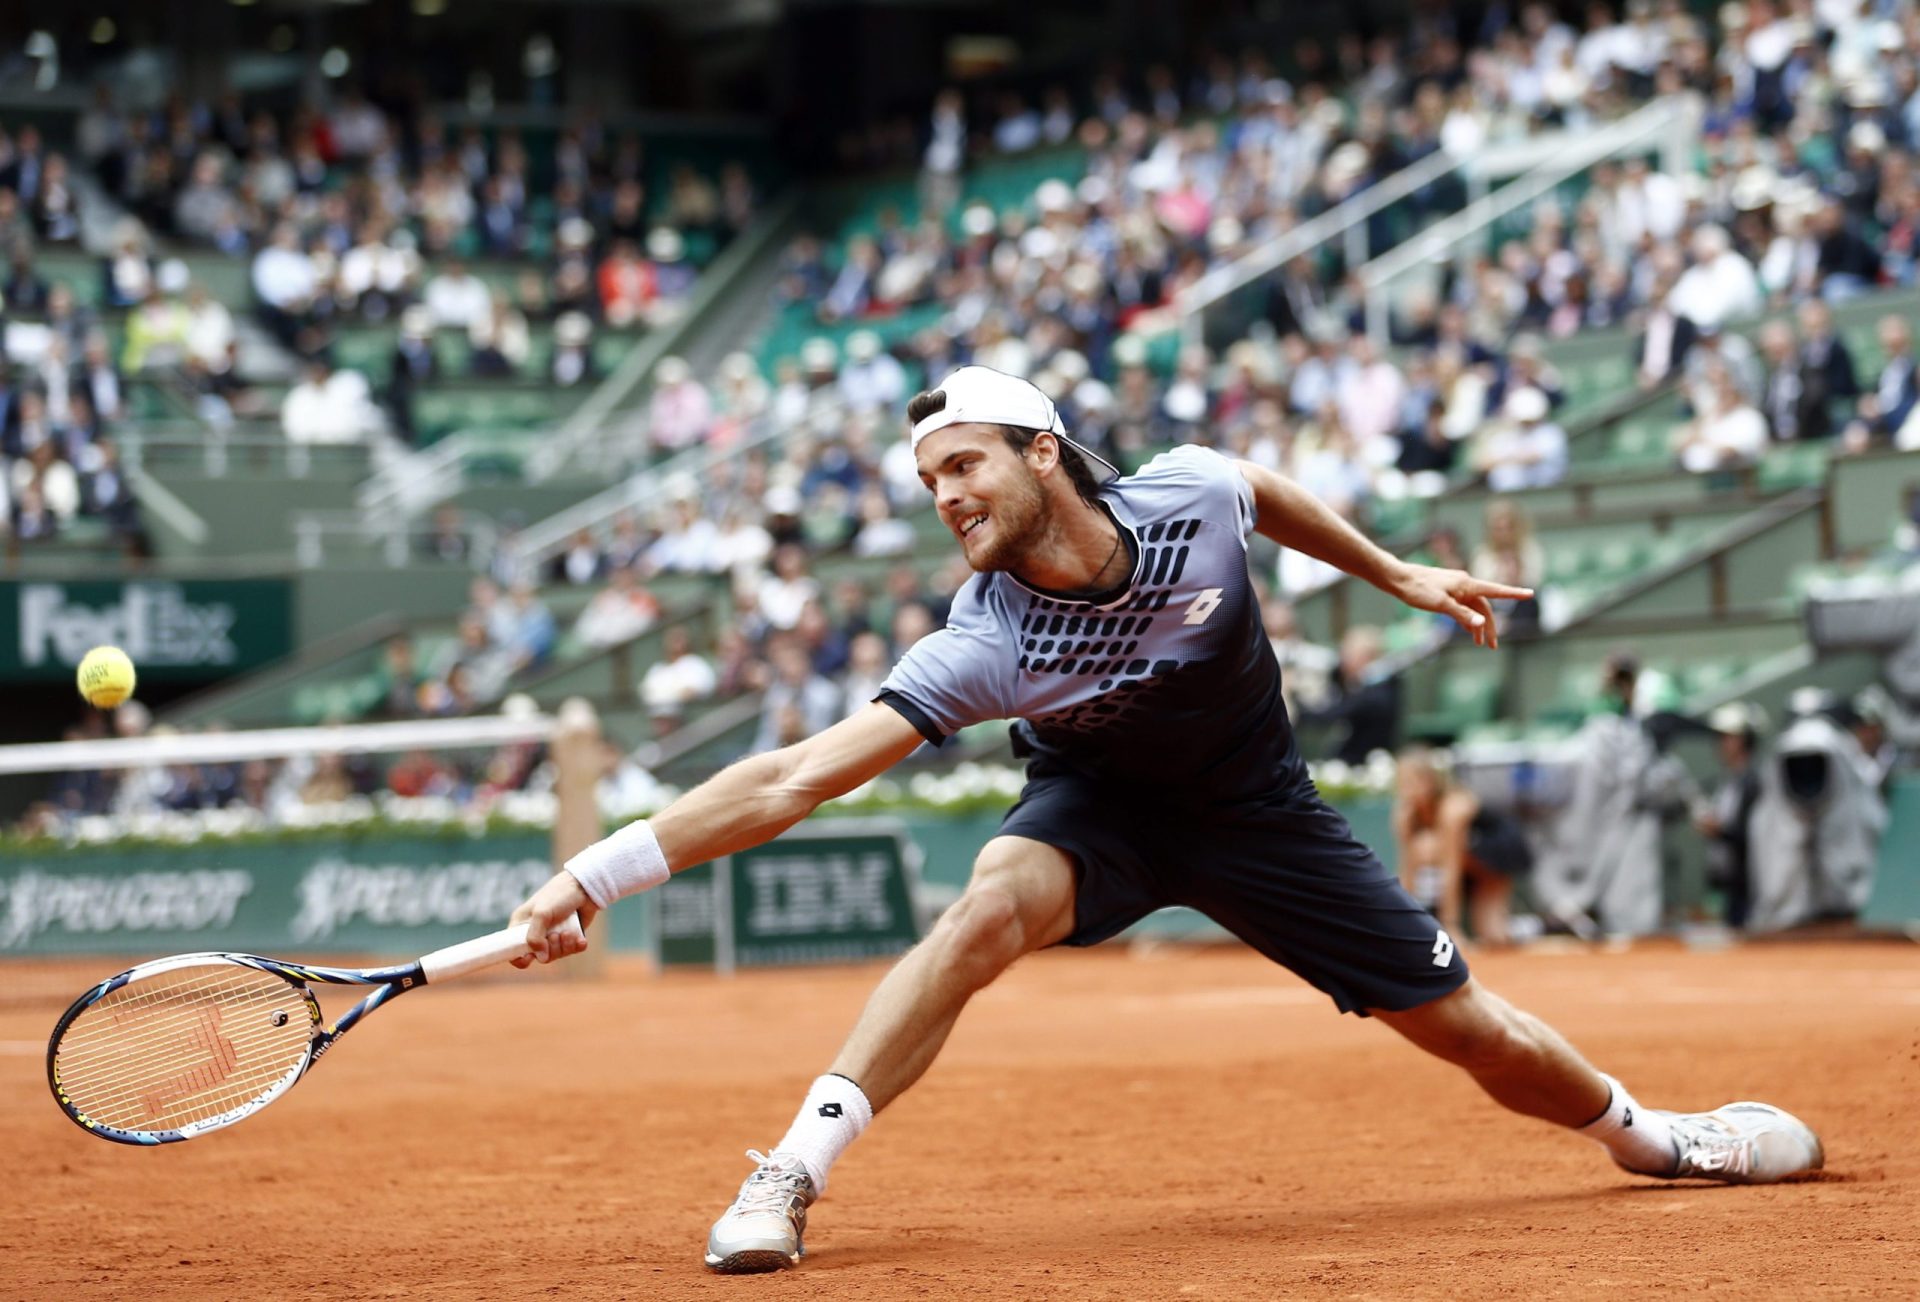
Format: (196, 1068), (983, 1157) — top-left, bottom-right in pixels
(551, 696), (610, 981)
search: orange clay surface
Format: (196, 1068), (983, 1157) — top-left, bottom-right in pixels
(2, 939), (1918, 1300)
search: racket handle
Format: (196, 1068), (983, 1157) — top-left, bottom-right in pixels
(419, 913), (586, 984)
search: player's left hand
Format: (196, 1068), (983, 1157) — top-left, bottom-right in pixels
(1389, 563), (1533, 650)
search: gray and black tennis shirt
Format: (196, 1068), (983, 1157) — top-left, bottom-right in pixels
(877, 445), (1309, 806)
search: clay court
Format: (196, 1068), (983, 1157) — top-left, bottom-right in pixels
(3, 939), (1917, 1300)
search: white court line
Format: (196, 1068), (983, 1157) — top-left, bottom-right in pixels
(0, 1040), (44, 1055)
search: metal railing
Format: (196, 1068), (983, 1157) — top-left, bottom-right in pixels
(123, 426), (376, 480)
(1358, 96), (1697, 344)
(507, 411), (799, 575)
(354, 430), (485, 519)
(1175, 145), (1474, 348)
(1179, 97), (1698, 352)
(525, 191), (804, 483)
(291, 509), (500, 569)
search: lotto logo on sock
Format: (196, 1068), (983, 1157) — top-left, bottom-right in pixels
(818, 1103), (844, 1118)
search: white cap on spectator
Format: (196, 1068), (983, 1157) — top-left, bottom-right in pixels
(1035, 179), (1074, 214)
(558, 217), (594, 250)
(1074, 378), (1115, 412)
(657, 355), (691, 385)
(647, 227), (685, 261)
(720, 350), (758, 380)
(1324, 142), (1370, 186)
(1843, 77), (1887, 108)
(1020, 226), (1062, 261)
(961, 203), (997, 237)
(555, 311), (592, 346)
(157, 259), (190, 295)
(801, 336), (838, 372)
(1076, 176), (1111, 207)
(1053, 349), (1089, 382)
(847, 330), (881, 362)
(1732, 168), (1777, 211)
(1849, 120), (1886, 153)
(402, 305), (435, 338)
(1504, 387), (1549, 423)
(1708, 701), (1767, 736)
(764, 485), (802, 515)
(910, 365), (1119, 487)
(1112, 334), (1149, 369)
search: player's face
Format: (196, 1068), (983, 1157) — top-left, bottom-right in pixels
(916, 424), (1051, 573)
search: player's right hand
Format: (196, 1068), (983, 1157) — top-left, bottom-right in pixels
(510, 871), (597, 967)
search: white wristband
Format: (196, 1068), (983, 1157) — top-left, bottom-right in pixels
(564, 820), (671, 908)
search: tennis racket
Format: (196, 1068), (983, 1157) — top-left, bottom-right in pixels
(46, 915), (582, 1146)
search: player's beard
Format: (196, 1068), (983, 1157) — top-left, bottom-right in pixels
(962, 464), (1051, 573)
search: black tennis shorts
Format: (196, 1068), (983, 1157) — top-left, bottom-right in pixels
(998, 762), (1471, 1015)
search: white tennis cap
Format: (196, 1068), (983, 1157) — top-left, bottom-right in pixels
(910, 365), (1119, 487)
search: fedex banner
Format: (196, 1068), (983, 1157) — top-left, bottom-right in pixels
(0, 579), (292, 679)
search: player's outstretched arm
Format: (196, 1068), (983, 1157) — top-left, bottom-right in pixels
(1233, 459), (1533, 650)
(510, 703), (926, 963)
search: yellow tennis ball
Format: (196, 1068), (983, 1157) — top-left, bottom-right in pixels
(77, 645), (137, 709)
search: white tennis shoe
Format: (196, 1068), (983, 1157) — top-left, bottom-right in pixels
(1628, 1101), (1825, 1184)
(704, 1149), (817, 1273)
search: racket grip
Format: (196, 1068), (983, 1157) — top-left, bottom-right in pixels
(419, 913), (586, 984)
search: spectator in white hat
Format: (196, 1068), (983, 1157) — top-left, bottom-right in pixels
(647, 355), (714, 454)
(1474, 387), (1568, 491)
(424, 256), (492, 332)
(1674, 362), (1768, 473)
(838, 330), (907, 413)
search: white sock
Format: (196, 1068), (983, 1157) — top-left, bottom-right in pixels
(771, 1074), (873, 1195)
(1578, 1074), (1676, 1175)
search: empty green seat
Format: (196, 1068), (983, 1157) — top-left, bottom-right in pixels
(1405, 669), (1502, 741)
(1756, 442), (1829, 492)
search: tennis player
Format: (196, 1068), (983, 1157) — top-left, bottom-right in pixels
(511, 366), (1823, 1274)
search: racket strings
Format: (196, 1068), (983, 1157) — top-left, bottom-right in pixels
(54, 964), (314, 1132)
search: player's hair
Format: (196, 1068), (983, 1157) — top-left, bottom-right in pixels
(907, 388), (1102, 505)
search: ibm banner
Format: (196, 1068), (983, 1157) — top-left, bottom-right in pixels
(655, 819), (924, 971)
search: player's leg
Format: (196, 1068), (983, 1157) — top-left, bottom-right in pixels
(705, 835), (1077, 1273)
(1371, 978), (1823, 1183)
(828, 833), (1079, 1109)
(1180, 798), (1820, 1187)
(1369, 977), (1609, 1125)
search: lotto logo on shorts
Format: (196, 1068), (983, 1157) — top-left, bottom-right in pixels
(1431, 930), (1455, 967)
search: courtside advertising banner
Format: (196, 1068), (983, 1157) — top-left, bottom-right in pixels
(0, 579), (293, 680)
(0, 819), (923, 965)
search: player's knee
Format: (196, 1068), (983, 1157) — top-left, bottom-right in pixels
(930, 884), (1025, 986)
